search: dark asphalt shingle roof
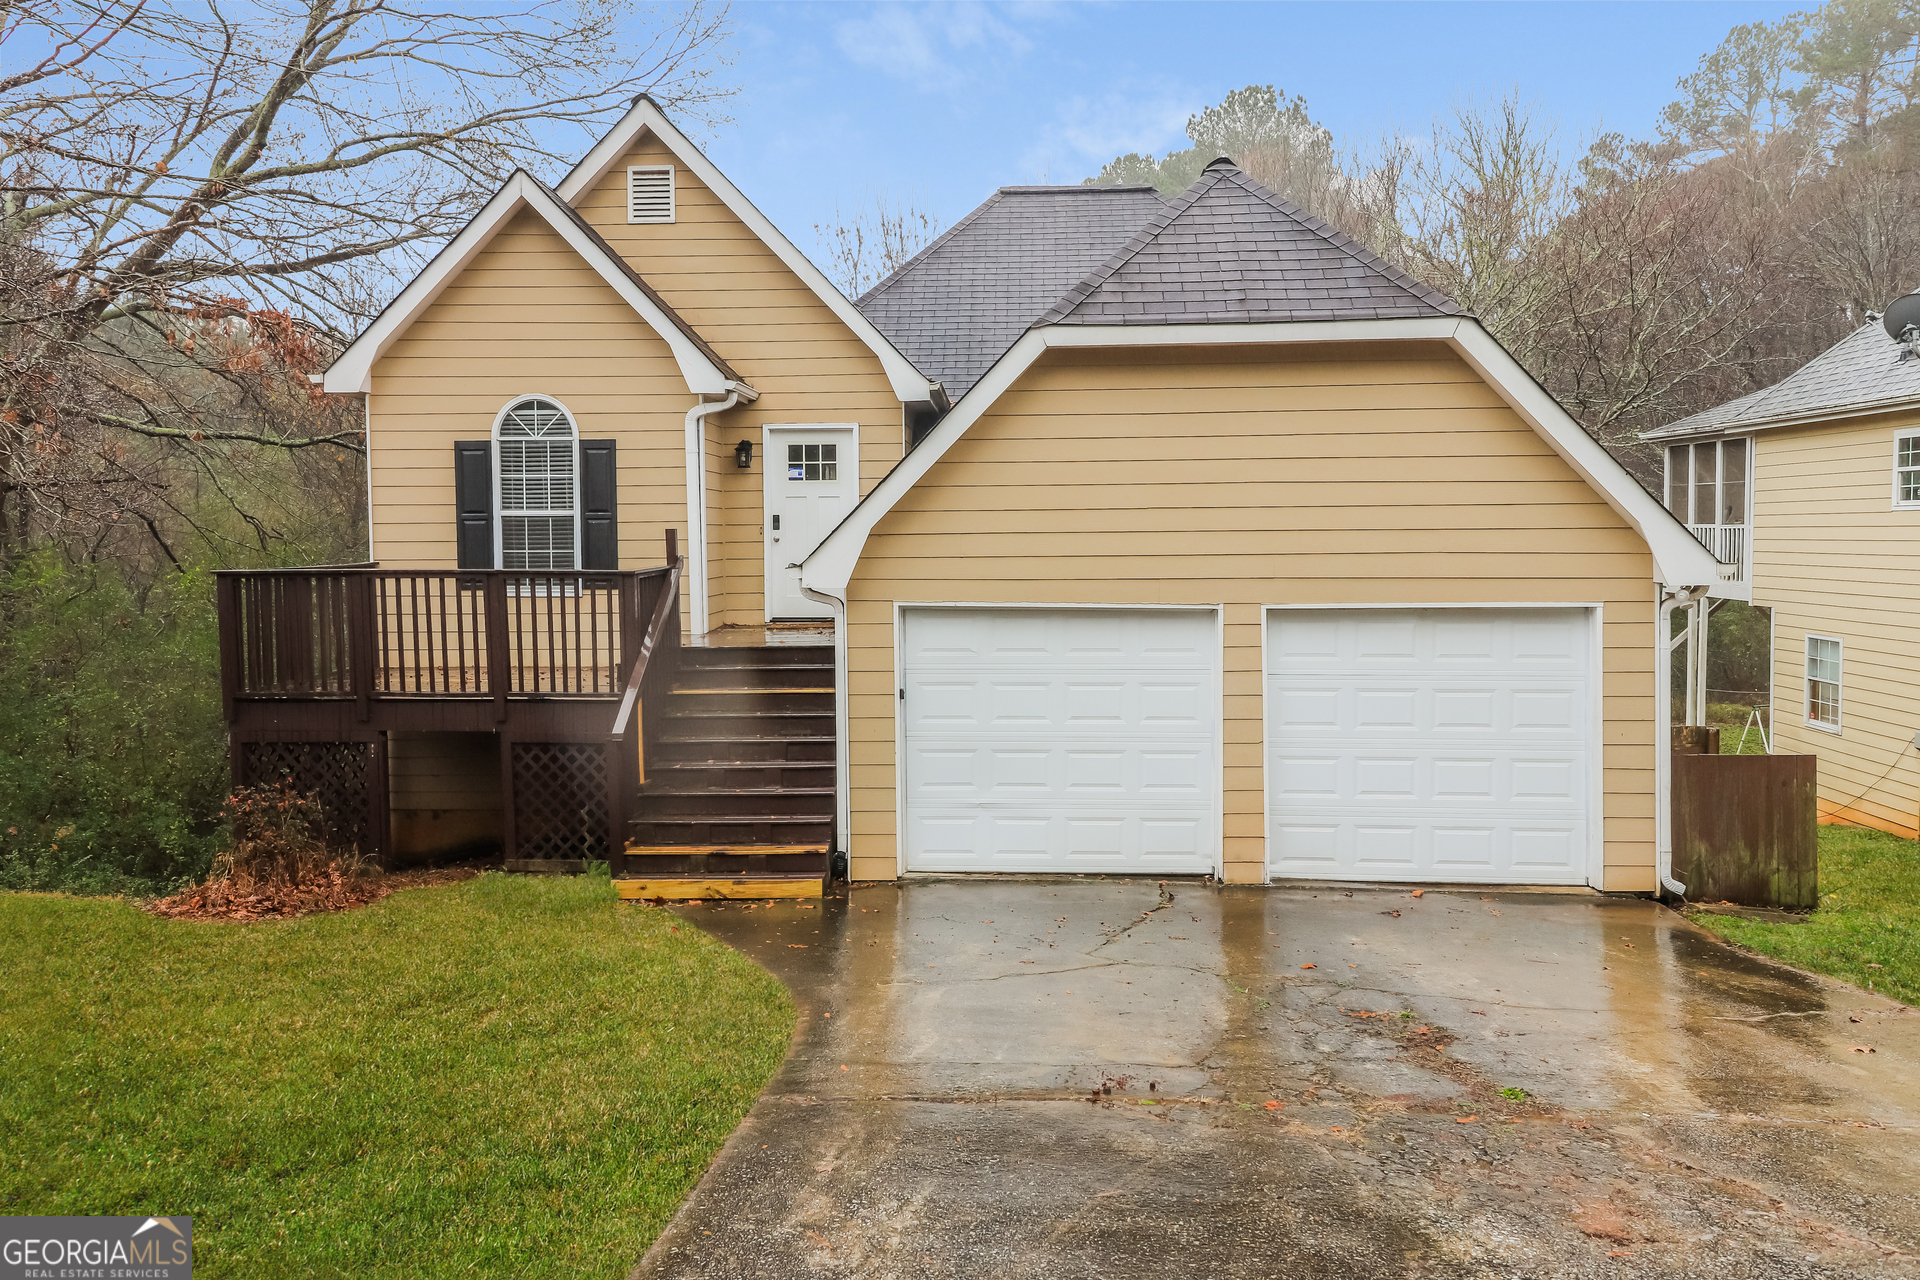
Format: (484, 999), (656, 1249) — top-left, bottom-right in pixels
(1644, 321), (1920, 440)
(1041, 161), (1460, 326)
(855, 185), (1167, 398)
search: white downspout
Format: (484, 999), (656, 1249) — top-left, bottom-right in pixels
(801, 582), (851, 878)
(1657, 584), (1711, 898)
(683, 381), (757, 636)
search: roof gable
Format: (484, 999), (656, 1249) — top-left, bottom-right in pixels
(802, 318), (1724, 593)
(555, 96), (936, 403)
(323, 171), (735, 395)
(1646, 321), (1920, 440)
(1040, 160), (1460, 327)
(854, 185), (1167, 399)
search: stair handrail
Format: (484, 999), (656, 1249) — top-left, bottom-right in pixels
(611, 531), (681, 746)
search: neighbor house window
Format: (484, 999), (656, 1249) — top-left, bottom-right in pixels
(496, 397), (577, 571)
(1806, 635), (1842, 730)
(1895, 433), (1920, 507)
(1665, 439), (1749, 525)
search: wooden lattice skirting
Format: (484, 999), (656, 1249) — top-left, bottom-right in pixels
(511, 742), (609, 861)
(239, 739), (377, 856)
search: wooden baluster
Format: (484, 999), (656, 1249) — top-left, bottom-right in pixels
(485, 573), (510, 721)
(349, 574), (374, 722)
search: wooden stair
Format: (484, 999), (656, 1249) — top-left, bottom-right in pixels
(619, 642), (835, 900)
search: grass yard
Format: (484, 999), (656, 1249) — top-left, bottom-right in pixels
(1691, 825), (1920, 1007)
(0, 873), (794, 1278)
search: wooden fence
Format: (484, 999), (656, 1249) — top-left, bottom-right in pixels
(1672, 752), (1817, 909)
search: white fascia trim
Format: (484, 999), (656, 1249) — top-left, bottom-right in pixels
(555, 100), (935, 404)
(323, 172), (729, 396)
(801, 317), (1723, 593)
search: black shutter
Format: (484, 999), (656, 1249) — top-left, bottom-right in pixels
(579, 439), (617, 570)
(453, 441), (494, 569)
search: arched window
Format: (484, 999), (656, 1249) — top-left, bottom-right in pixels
(496, 397), (577, 571)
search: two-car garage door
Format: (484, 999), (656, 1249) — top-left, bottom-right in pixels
(899, 606), (1593, 883)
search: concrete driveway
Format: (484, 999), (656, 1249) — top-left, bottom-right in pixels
(634, 881), (1919, 1279)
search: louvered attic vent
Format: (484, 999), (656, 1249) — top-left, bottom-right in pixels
(627, 165), (674, 224)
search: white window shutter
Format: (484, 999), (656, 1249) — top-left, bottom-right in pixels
(627, 165), (674, 223)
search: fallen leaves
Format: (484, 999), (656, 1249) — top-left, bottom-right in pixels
(1263, 1100), (1283, 1110)
(1455, 1115), (1478, 1124)
(1300, 963), (1316, 970)
(1849, 1045), (1877, 1054)
(787, 943), (809, 948)
(1411, 889), (1425, 898)
(1381, 909), (1401, 918)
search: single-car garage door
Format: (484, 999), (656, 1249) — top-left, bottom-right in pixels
(1266, 607), (1593, 885)
(901, 607), (1218, 874)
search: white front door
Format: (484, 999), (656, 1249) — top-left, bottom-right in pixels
(1265, 607), (1593, 885)
(901, 607), (1219, 874)
(763, 426), (856, 620)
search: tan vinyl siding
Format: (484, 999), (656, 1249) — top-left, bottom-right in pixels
(844, 343), (1659, 888)
(576, 137), (905, 625)
(1753, 411), (1920, 837)
(368, 208), (692, 573)
(389, 732), (502, 862)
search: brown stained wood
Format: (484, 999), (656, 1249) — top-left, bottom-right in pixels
(1672, 753), (1818, 910)
(624, 843), (828, 856)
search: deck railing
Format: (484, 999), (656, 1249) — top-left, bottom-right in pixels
(1687, 523), (1747, 584)
(217, 554), (675, 723)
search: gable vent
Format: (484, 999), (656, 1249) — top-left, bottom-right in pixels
(627, 165), (674, 224)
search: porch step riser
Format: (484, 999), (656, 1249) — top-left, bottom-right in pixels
(669, 690), (834, 715)
(651, 737), (834, 764)
(672, 664), (834, 690)
(638, 793), (833, 819)
(679, 645), (833, 669)
(630, 818), (833, 846)
(619, 851), (828, 877)
(664, 712), (835, 739)
(648, 764), (836, 790)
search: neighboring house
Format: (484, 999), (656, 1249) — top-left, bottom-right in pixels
(1646, 313), (1920, 838)
(218, 98), (1722, 898)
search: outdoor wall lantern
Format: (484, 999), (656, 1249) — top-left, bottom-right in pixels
(734, 439), (754, 469)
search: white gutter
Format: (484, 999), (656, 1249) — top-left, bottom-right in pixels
(1656, 583), (1711, 898)
(684, 381), (758, 635)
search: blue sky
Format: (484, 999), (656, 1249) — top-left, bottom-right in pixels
(671, 0), (1800, 250)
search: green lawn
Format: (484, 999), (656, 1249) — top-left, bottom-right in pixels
(1691, 825), (1920, 1007)
(0, 873), (794, 1278)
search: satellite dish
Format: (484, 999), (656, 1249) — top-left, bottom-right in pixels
(1884, 289), (1920, 340)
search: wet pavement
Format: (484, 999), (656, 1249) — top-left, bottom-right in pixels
(632, 880), (1920, 1279)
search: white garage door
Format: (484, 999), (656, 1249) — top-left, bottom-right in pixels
(1266, 608), (1592, 885)
(901, 608), (1218, 874)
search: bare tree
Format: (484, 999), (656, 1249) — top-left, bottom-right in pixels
(814, 191), (943, 299)
(1, 0), (735, 564)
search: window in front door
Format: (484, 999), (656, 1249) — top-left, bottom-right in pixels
(787, 442), (837, 481)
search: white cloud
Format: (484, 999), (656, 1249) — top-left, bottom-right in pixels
(834, 2), (1041, 87)
(1017, 86), (1195, 182)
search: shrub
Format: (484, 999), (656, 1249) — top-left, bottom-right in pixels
(0, 555), (228, 894)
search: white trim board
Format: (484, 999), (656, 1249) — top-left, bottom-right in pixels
(556, 97), (937, 405)
(801, 317), (1726, 592)
(323, 171), (731, 396)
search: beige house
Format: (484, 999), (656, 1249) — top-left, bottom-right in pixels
(1646, 312), (1920, 838)
(229, 98), (1722, 896)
